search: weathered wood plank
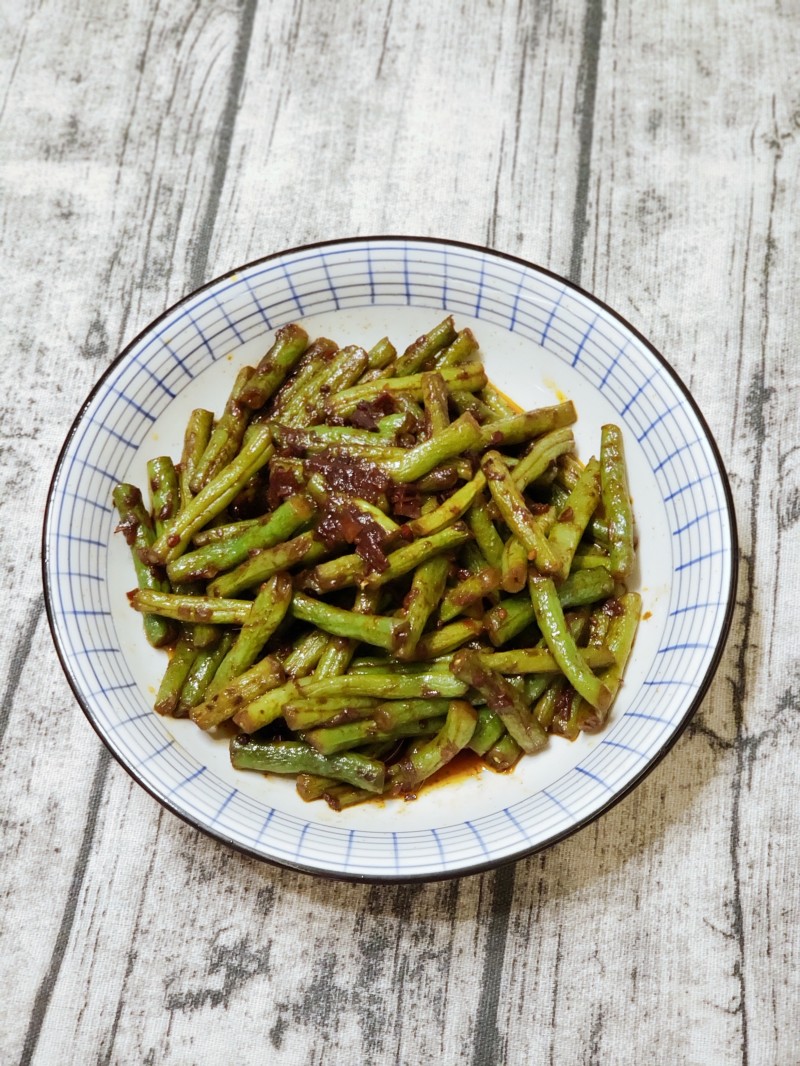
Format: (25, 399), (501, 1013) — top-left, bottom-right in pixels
(209, 0), (590, 277)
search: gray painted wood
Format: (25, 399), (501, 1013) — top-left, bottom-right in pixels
(1, 1), (797, 1063)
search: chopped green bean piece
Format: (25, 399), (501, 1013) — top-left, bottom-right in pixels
(230, 737), (385, 793)
(327, 362), (487, 418)
(439, 567), (501, 623)
(238, 323), (309, 409)
(528, 575), (612, 712)
(468, 706), (506, 756)
(484, 734), (524, 772)
(234, 669), (468, 734)
(284, 697), (381, 731)
(394, 555), (450, 660)
(485, 566), (615, 646)
(402, 470), (486, 539)
(366, 336), (397, 371)
(421, 371), (451, 438)
(388, 700), (477, 794)
(451, 650), (547, 755)
(191, 366), (255, 492)
(149, 425), (274, 563)
(511, 428), (575, 492)
(268, 337), (339, 421)
(147, 456), (180, 539)
(176, 632), (234, 717)
(206, 573), (293, 697)
(127, 588), (252, 626)
(415, 618), (484, 659)
(154, 630), (199, 716)
(371, 698), (452, 731)
(577, 593), (641, 732)
(482, 451), (561, 574)
(500, 536), (528, 594)
(466, 494), (505, 568)
(600, 424), (635, 579)
(113, 483), (177, 647)
(475, 402), (576, 451)
(190, 655), (286, 730)
(167, 494), (314, 583)
(290, 592), (404, 651)
(208, 532), (326, 597)
(394, 316), (456, 376)
(283, 629), (330, 679)
(305, 714), (445, 756)
(179, 409), (214, 505)
(433, 328), (479, 368)
(547, 456), (602, 580)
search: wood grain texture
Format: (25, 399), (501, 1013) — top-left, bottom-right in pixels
(0, 1), (797, 1063)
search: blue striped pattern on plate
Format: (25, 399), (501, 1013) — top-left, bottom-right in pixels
(43, 237), (736, 881)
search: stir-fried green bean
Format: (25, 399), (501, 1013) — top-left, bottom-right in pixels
(600, 424), (636, 579)
(113, 483), (177, 647)
(118, 317), (640, 806)
(482, 451), (561, 574)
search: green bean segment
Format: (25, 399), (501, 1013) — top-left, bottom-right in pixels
(433, 328), (478, 368)
(290, 592), (403, 651)
(393, 316), (457, 376)
(476, 645), (614, 675)
(238, 323), (309, 409)
(167, 494), (314, 583)
(451, 651), (547, 755)
(528, 576), (612, 712)
(327, 362), (487, 418)
(475, 401), (576, 451)
(601, 424), (635, 579)
(439, 567), (501, 623)
(154, 631), (199, 715)
(177, 632), (234, 716)
(190, 366), (255, 492)
(511, 428), (575, 492)
(305, 715), (446, 757)
(147, 457), (180, 539)
(304, 524), (469, 594)
(403, 471), (486, 539)
(500, 536), (529, 594)
(179, 409), (213, 505)
(482, 451), (561, 574)
(376, 414), (482, 483)
(190, 654), (286, 730)
(466, 494), (505, 568)
(208, 532), (326, 597)
(206, 573), (293, 697)
(468, 706), (506, 756)
(150, 425), (274, 563)
(547, 457), (602, 580)
(113, 483), (177, 647)
(127, 588), (252, 626)
(268, 337), (339, 421)
(388, 701), (477, 794)
(234, 670), (468, 734)
(230, 737), (385, 793)
(395, 555), (450, 660)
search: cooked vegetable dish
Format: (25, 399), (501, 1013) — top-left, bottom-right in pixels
(115, 317), (640, 808)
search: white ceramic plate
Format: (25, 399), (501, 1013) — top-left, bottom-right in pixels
(43, 237), (737, 881)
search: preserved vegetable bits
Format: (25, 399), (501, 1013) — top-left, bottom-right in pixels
(116, 318), (640, 808)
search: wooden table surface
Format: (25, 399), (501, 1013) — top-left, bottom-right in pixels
(2, 2), (797, 1063)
